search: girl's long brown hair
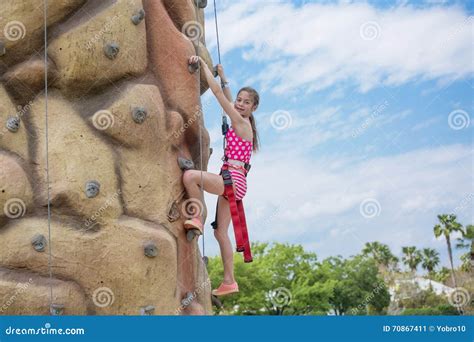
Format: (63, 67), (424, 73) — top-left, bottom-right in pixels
(238, 87), (260, 152)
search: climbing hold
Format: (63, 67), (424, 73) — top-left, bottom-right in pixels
(6, 117), (20, 132)
(209, 147), (213, 156)
(212, 65), (218, 78)
(186, 229), (199, 242)
(50, 303), (65, 315)
(202, 256), (208, 266)
(188, 60), (200, 74)
(31, 234), (47, 252)
(85, 180), (100, 198)
(178, 157), (194, 171)
(144, 242), (158, 258)
(131, 107), (147, 124)
(167, 202), (180, 222)
(0, 41), (5, 56)
(211, 294), (223, 309)
(194, 0), (207, 9)
(104, 42), (119, 60)
(140, 305), (155, 315)
(131, 9), (145, 25)
(181, 292), (195, 308)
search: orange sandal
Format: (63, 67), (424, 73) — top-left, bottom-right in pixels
(184, 217), (203, 235)
(212, 282), (239, 296)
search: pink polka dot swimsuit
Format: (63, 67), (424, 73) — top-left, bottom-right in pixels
(223, 127), (253, 200)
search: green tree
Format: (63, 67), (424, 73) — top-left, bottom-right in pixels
(456, 224), (473, 272)
(420, 248), (440, 275)
(362, 242), (399, 272)
(433, 214), (464, 287)
(401, 246), (422, 273)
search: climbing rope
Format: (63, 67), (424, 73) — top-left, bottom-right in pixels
(44, 0), (55, 315)
(193, 0), (206, 261)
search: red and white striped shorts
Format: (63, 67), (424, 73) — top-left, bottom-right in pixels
(223, 165), (247, 201)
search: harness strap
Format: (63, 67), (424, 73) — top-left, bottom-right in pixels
(211, 165), (253, 263)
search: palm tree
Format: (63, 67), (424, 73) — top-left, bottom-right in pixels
(401, 246), (422, 273)
(456, 224), (473, 272)
(420, 248), (440, 276)
(362, 242), (398, 271)
(433, 214), (464, 288)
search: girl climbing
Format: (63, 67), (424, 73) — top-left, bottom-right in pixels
(182, 55), (260, 296)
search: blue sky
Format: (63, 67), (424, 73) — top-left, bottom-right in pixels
(199, 0), (473, 271)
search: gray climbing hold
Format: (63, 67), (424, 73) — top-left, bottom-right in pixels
(209, 147), (213, 156)
(144, 242), (158, 258)
(85, 180), (100, 198)
(31, 234), (47, 252)
(188, 61), (200, 74)
(194, 0), (207, 8)
(0, 41), (5, 56)
(181, 292), (195, 308)
(131, 9), (145, 25)
(202, 256), (208, 266)
(50, 303), (65, 315)
(167, 202), (180, 222)
(6, 117), (20, 132)
(178, 157), (194, 171)
(140, 305), (155, 315)
(104, 42), (119, 60)
(132, 107), (147, 124)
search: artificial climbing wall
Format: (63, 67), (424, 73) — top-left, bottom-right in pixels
(0, 0), (214, 315)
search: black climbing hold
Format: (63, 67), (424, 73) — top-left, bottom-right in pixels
(188, 60), (200, 74)
(202, 256), (208, 266)
(132, 107), (147, 124)
(209, 147), (213, 156)
(50, 303), (65, 315)
(0, 41), (5, 56)
(85, 180), (100, 198)
(194, 0), (207, 8)
(213, 65), (218, 78)
(6, 117), (20, 132)
(167, 202), (180, 222)
(211, 294), (223, 308)
(181, 292), (195, 308)
(104, 42), (120, 60)
(31, 234), (47, 252)
(144, 242), (158, 258)
(140, 305), (155, 315)
(178, 157), (194, 171)
(131, 9), (145, 25)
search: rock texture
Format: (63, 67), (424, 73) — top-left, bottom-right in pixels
(0, 0), (213, 315)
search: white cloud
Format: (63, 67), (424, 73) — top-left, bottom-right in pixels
(206, 0), (473, 95)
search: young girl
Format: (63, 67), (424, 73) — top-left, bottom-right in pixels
(182, 55), (260, 296)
